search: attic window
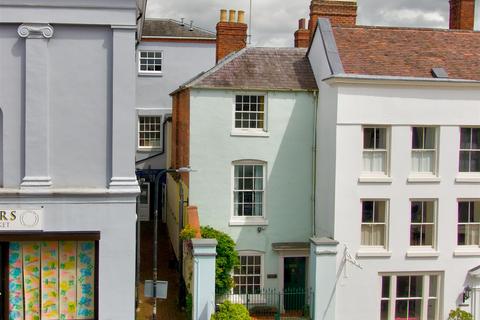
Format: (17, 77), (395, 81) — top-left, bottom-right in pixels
(431, 68), (448, 79)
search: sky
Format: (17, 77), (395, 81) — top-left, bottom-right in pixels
(145, 0), (456, 47)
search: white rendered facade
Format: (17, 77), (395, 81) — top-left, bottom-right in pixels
(309, 23), (480, 320)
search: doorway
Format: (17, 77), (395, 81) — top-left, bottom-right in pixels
(283, 257), (306, 311)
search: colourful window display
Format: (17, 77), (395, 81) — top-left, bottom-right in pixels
(8, 241), (96, 320)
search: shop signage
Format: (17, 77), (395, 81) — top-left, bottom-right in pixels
(0, 209), (43, 231)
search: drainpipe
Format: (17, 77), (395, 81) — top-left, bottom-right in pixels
(312, 90), (318, 237)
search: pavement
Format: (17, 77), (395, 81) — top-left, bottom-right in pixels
(136, 221), (187, 320)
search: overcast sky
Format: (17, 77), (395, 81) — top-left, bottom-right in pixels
(145, 0), (459, 47)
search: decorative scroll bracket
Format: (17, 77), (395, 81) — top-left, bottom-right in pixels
(17, 24), (54, 39)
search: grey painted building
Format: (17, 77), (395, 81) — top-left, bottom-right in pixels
(0, 0), (143, 318)
(135, 18), (216, 221)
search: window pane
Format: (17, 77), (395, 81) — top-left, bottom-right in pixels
(362, 202), (374, 223)
(397, 276), (410, 298)
(382, 276), (390, 298)
(372, 151), (386, 172)
(424, 128), (436, 149)
(411, 202), (422, 223)
(459, 151), (471, 172)
(458, 202), (469, 222)
(408, 299), (423, 318)
(364, 128), (375, 149)
(473, 128), (480, 149)
(461, 128), (472, 149)
(380, 300), (389, 320)
(424, 202), (435, 223)
(458, 225), (466, 245)
(472, 151), (480, 172)
(395, 300), (408, 318)
(372, 225), (385, 246)
(410, 276), (423, 297)
(412, 127), (423, 149)
(423, 225), (434, 246)
(376, 128), (387, 149)
(429, 276), (438, 297)
(254, 165), (263, 178)
(411, 225), (422, 246)
(375, 201), (386, 223)
(361, 225), (372, 246)
(427, 299), (437, 320)
(466, 225), (480, 245)
(474, 202), (480, 221)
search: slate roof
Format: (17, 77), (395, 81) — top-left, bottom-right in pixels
(331, 25), (480, 81)
(177, 47), (318, 92)
(142, 19), (216, 39)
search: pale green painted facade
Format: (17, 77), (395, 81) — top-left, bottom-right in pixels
(188, 88), (316, 289)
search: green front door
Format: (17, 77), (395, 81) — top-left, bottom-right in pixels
(283, 257), (306, 311)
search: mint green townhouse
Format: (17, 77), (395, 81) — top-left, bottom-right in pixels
(169, 45), (318, 298)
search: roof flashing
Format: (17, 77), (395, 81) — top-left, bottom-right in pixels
(431, 67), (449, 78)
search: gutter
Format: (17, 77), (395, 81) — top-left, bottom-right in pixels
(324, 73), (480, 87)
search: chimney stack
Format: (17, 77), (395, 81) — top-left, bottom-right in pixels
(294, 18), (310, 48)
(308, 0), (357, 36)
(216, 9), (248, 63)
(449, 0), (475, 30)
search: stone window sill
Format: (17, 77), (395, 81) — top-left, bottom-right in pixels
(230, 130), (270, 138)
(454, 248), (480, 257)
(138, 72), (163, 77)
(229, 218), (269, 226)
(356, 249), (392, 258)
(407, 175), (441, 183)
(455, 174), (480, 184)
(406, 249), (439, 258)
(358, 175), (392, 184)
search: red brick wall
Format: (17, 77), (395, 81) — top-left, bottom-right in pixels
(295, 29), (310, 48)
(450, 0), (475, 30)
(309, 0), (357, 36)
(171, 89), (190, 186)
(216, 22), (248, 63)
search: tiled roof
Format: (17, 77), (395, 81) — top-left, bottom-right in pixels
(142, 19), (215, 39)
(188, 47), (318, 91)
(332, 26), (480, 80)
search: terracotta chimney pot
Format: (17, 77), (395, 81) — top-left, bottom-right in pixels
(220, 9), (227, 22)
(238, 10), (245, 23)
(229, 9), (236, 22)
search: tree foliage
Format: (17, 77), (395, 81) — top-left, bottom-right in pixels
(201, 226), (239, 295)
(448, 308), (473, 320)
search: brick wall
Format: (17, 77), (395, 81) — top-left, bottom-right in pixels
(171, 89), (190, 186)
(449, 0), (475, 30)
(216, 22), (248, 62)
(309, 0), (357, 35)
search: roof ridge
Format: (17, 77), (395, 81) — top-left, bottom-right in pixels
(334, 24), (480, 33)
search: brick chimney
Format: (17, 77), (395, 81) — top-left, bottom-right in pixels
(308, 0), (357, 35)
(449, 0), (475, 30)
(216, 9), (248, 63)
(294, 18), (310, 48)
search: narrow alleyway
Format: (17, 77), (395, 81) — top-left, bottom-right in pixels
(136, 222), (186, 320)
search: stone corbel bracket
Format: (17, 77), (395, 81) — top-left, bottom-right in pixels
(17, 23), (54, 39)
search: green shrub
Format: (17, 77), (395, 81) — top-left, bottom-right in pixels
(180, 225), (197, 240)
(201, 226), (238, 295)
(185, 293), (192, 320)
(211, 301), (250, 320)
(448, 308), (473, 320)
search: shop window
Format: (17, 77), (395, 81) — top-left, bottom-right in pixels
(8, 241), (96, 319)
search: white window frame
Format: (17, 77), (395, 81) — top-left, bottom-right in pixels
(231, 93), (269, 137)
(410, 126), (439, 177)
(138, 50), (163, 75)
(379, 272), (443, 320)
(232, 251), (264, 296)
(409, 200), (437, 252)
(457, 200), (480, 247)
(361, 126), (390, 177)
(360, 199), (389, 251)
(230, 160), (268, 226)
(459, 127), (480, 173)
(137, 113), (162, 151)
